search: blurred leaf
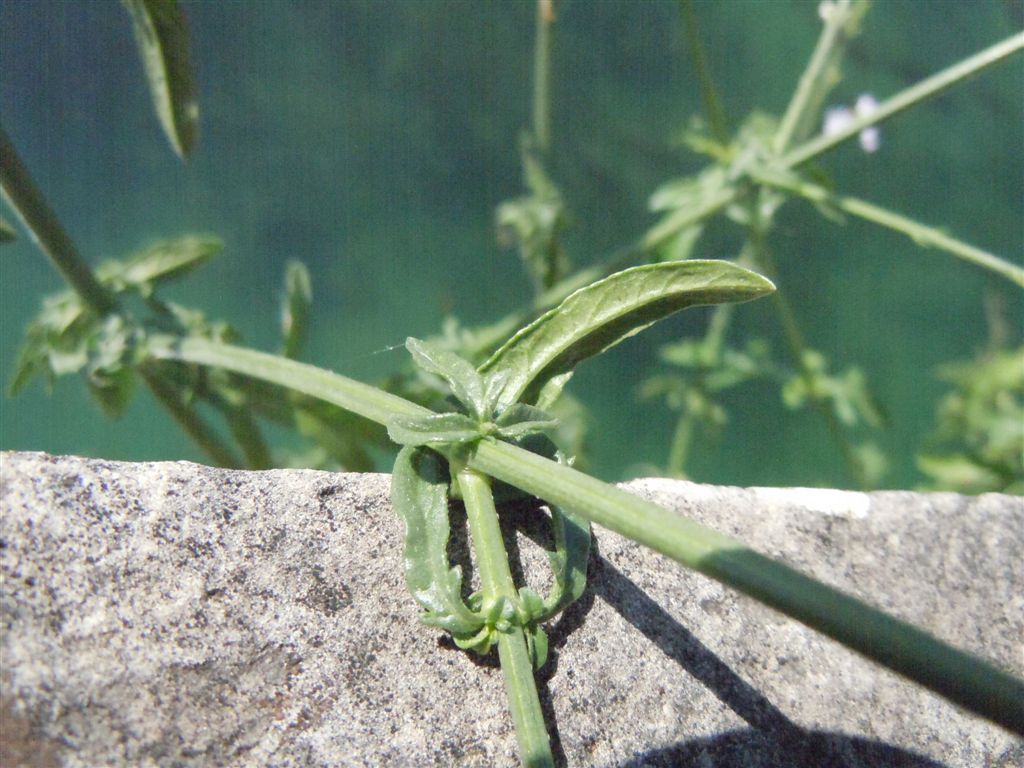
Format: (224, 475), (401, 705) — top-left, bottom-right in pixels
(496, 137), (570, 293)
(0, 216), (17, 244)
(100, 235), (221, 296)
(122, 0), (199, 158)
(782, 350), (884, 429)
(281, 260), (312, 359)
(917, 454), (1004, 494)
(918, 345), (1024, 492)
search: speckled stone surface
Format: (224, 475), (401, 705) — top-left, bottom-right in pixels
(1, 451), (1021, 767)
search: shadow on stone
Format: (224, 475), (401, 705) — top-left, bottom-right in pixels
(618, 729), (949, 768)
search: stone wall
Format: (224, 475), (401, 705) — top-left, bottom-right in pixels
(2, 451), (1021, 767)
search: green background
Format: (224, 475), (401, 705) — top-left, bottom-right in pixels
(1, 0), (1021, 488)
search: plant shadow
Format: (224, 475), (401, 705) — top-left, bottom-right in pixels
(591, 555), (957, 768)
(438, 505), (961, 768)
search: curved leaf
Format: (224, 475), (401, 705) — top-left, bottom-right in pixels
(539, 504), (590, 619)
(122, 0), (199, 158)
(390, 446), (482, 635)
(480, 260), (775, 408)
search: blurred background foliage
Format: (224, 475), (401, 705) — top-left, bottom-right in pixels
(1, 0), (1021, 490)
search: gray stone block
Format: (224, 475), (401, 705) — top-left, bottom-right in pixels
(1, 451), (1021, 767)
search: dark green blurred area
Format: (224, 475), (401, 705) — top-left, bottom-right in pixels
(1, 0), (1021, 489)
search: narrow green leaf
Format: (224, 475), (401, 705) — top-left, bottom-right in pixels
(406, 337), (489, 418)
(480, 260), (776, 408)
(281, 260), (312, 359)
(387, 412), (482, 447)
(390, 446), (483, 635)
(122, 0), (199, 158)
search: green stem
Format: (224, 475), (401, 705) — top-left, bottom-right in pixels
(223, 405), (273, 469)
(457, 467), (518, 599)
(773, 0), (862, 154)
(498, 631), (554, 768)
(772, 280), (864, 485)
(781, 31), (1024, 169)
(139, 366), (244, 468)
(753, 170), (1024, 288)
(469, 438), (1024, 735)
(153, 335), (431, 424)
(155, 336), (1024, 732)
(0, 127), (118, 315)
(532, 0), (554, 152)
(457, 467), (554, 768)
(680, 0), (728, 143)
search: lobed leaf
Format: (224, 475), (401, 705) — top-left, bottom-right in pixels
(390, 446), (483, 636)
(122, 0), (199, 158)
(480, 260), (775, 408)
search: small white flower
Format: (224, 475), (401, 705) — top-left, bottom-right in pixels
(854, 94), (881, 153)
(822, 93), (881, 154)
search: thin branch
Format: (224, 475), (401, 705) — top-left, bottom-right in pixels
(0, 127), (118, 315)
(680, 0), (728, 143)
(532, 0), (555, 151)
(781, 31), (1024, 169)
(754, 170), (1024, 288)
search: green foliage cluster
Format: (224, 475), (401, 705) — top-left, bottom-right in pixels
(919, 345), (1024, 494)
(3, 1), (1023, 764)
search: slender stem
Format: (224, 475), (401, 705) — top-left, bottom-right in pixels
(457, 467), (554, 768)
(781, 31), (1024, 169)
(772, 277), (864, 485)
(773, 0), (859, 154)
(666, 409), (694, 478)
(457, 468), (518, 599)
(0, 127), (118, 315)
(153, 336), (431, 425)
(223, 405), (273, 469)
(532, 0), (554, 152)
(680, 0), (728, 143)
(155, 335), (1024, 732)
(754, 170), (1024, 288)
(469, 438), (1024, 735)
(498, 631), (553, 768)
(139, 366), (244, 468)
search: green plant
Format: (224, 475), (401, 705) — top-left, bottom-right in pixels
(3, 1), (1023, 764)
